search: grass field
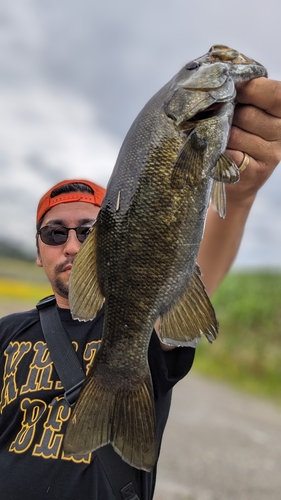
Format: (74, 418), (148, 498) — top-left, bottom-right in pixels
(1, 257), (280, 403)
(0, 257), (52, 315)
(195, 270), (281, 404)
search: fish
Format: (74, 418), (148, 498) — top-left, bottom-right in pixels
(64, 45), (267, 471)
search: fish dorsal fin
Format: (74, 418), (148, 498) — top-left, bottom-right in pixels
(211, 180), (226, 218)
(171, 130), (207, 188)
(211, 152), (240, 184)
(69, 224), (104, 321)
(158, 264), (218, 346)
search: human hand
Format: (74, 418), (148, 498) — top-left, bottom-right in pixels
(225, 77), (281, 204)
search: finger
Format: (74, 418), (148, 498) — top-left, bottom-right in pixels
(225, 149), (244, 168)
(226, 148), (265, 177)
(226, 148), (272, 199)
(232, 104), (281, 141)
(227, 125), (281, 166)
(236, 77), (281, 118)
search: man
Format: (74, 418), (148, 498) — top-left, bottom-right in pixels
(1, 179), (195, 500)
(1, 76), (281, 500)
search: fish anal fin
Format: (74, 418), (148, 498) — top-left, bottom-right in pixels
(212, 153), (240, 184)
(211, 180), (226, 218)
(69, 225), (104, 321)
(64, 363), (157, 472)
(159, 264), (218, 346)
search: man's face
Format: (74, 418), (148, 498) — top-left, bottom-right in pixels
(37, 201), (99, 305)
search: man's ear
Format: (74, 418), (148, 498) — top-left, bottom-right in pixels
(36, 254), (43, 268)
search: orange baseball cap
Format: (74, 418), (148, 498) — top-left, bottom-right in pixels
(36, 179), (106, 224)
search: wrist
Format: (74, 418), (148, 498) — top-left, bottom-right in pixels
(225, 184), (257, 213)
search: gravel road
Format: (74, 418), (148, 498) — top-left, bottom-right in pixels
(154, 372), (281, 500)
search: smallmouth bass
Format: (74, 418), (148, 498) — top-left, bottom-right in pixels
(64, 45), (267, 471)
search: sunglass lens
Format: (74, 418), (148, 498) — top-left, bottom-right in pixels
(40, 227), (68, 245)
(76, 226), (91, 243)
(39, 224), (93, 245)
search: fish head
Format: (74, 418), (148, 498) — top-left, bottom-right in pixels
(207, 44), (268, 83)
(164, 45), (267, 130)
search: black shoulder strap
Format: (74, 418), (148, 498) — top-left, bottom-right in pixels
(37, 295), (85, 406)
(36, 296), (141, 500)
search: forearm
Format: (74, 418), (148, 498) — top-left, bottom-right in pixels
(198, 77), (281, 296)
(197, 191), (256, 296)
(159, 76), (281, 342)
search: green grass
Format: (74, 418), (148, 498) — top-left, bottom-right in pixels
(0, 257), (52, 316)
(0, 256), (47, 282)
(195, 270), (281, 404)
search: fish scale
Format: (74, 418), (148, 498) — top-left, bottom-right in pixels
(64, 45), (268, 471)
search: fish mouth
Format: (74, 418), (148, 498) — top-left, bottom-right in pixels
(190, 101), (225, 122)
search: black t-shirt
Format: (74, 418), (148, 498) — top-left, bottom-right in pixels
(0, 305), (195, 500)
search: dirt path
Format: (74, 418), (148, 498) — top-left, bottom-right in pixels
(154, 372), (281, 500)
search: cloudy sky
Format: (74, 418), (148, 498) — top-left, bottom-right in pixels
(1, 0), (281, 267)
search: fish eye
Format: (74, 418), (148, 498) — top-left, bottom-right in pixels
(185, 61), (199, 70)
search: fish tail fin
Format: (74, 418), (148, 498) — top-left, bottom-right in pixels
(64, 363), (157, 471)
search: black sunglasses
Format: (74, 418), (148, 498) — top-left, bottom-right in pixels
(37, 224), (95, 246)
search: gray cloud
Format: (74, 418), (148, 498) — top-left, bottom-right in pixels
(1, 0), (281, 266)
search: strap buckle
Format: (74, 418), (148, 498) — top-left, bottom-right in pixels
(36, 295), (56, 310)
(64, 379), (85, 407)
(121, 482), (140, 500)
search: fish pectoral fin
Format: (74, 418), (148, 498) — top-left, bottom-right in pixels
(159, 264), (218, 346)
(171, 130), (207, 188)
(211, 152), (240, 184)
(69, 224), (104, 321)
(63, 363), (157, 472)
(210, 180), (226, 218)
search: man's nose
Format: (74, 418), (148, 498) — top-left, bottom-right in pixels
(63, 229), (81, 254)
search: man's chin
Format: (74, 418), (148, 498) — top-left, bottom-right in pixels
(54, 278), (69, 299)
